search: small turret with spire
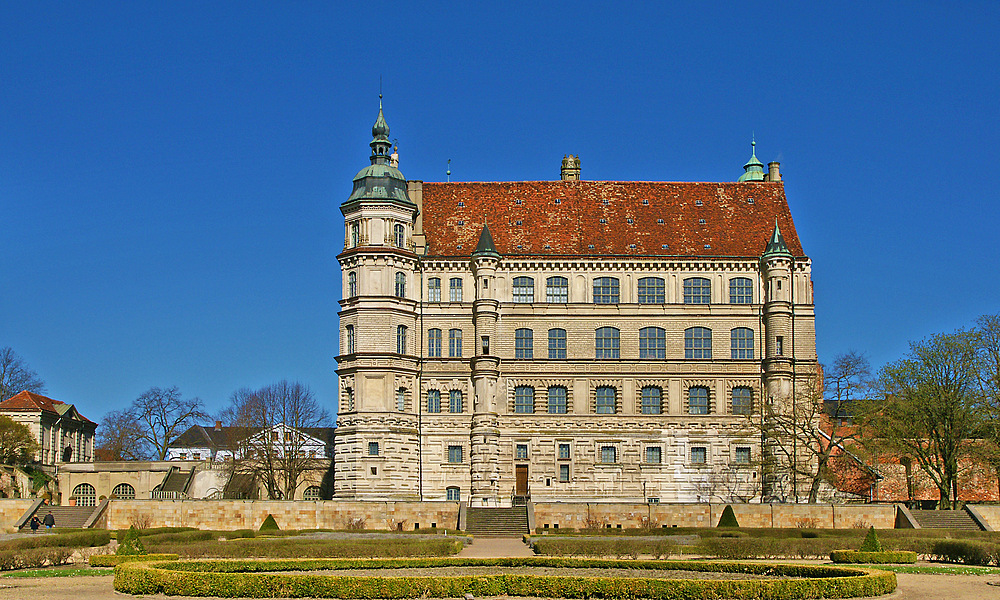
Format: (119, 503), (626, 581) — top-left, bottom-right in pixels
(737, 138), (765, 182)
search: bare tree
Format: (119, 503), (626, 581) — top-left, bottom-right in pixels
(972, 314), (1000, 500)
(130, 386), (208, 461)
(221, 381), (330, 500)
(857, 331), (981, 509)
(95, 409), (149, 461)
(0, 416), (39, 465)
(0, 347), (45, 403)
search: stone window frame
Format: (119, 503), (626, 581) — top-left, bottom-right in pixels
(368, 441), (379, 456)
(684, 326), (713, 359)
(513, 385), (535, 414)
(427, 328), (443, 357)
(511, 378), (572, 414)
(593, 276), (620, 304)
(734, 445), (752, 465)
(546, 276), (569, 303)
(303, 485), (321, 501)
(729, 277), (754, 304)
(683, 381), (715, 415)
(426, 389), (442, 413)
(557, 442), (572, 460)
(446, 444), (464, 464)
(348, 271), (357, 297)
(394, 272), (406, 298)
(512, 276), (535, 303)
(448, 328), (463, 358)
(547, 328), (567, 359)
(396, 387), (409, 412)
(558, 463), (570, 482)
(515, 443), (529, 460)
(112, 482), (135, 500)
(730, 327), (755, 360)
(637, 276), (666, 304)
(397, 325), (407, 355)
(689, 445), (708, 465)
(393, 223), (406, 248)
(595, 326), (620, 359)
(644, 445), (663, 464)
(683, 277), (711, 304)
(428, 277), (442, 302)
(639, 326), (666, 359)
(345, 325), (355, 354)
(725, 380), (759, 415)
(596, 442), (620, 465)
(639, 385), (664, 414)
(514, 328), (534, 359)
(448, 389), (464, 414)
(547, 385), (569, 414)
(591, 382), (619, 414)
(446, 486), (461, 501)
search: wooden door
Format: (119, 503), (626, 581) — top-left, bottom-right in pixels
(515, 464), (528, 496)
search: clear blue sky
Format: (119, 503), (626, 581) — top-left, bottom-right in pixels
(4, 2), (998, 423)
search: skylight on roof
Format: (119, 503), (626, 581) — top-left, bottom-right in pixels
(458, 201), (465, 207)
(456, 244), (462, 249)
(642, 199), (649, 205)
(661, 244), (669, 249)
(704, 244), (711, 249)
(627, 218), (634, 224)
(629, 244), (636, 249)
(516, 199), (522, 205)
(457, 220), (464, 225)
(695, 200), (703, 206)
(515, 220), (522, 226)
(588, 244), (595, 249)
(699, 219), (706, 225)
(657, 219), (664, 224)
(748, 197), (754, 204)
(602, 199), (609, 205)
(555, 198), (561, 204)
(600, 218), (607, 224)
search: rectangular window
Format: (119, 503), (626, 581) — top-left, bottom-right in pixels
(368, 442), (379, 456)
(559, 463), (570, 482)
(515, 444), (528, 460)
(595, 386), (616, 414)
(449, 278), (463, 302)
(446, 487), (460, 501)
(514, 386), (534, 413)
(427, 390), (441, 413)
(428, 278), (441, 302)
(548, 328), (567, 359)
(558, 443), (571, 460)
(735, 447), (751, 464)
(397, 325), (407, 354)
(730, 277), (753, 304)
(776, 336), (784, 356)
(637, 277), (665, 304)
(691, 446), (707, 464)
(428, 329), (442, 357)
(515, 328), (533, 359)
(732, 387), (754, 415)
(639, 327), (666, 359)
(448, 445), (463, 463)
(513, 277), (534, 303)
(346, 325), (355, 354)
(683, 277), (711, 304)
(449, 329), (463, 357)
(546, 277), (569, 303)
(396, 388), (406, 412)
(547, 387), (568, 414)
(689, 387), (710, 415)
(449, 390), (463, 413)
(600, 446), (617, 464)
(645, 446), (662, 464)
(641, 387), (662, 414)
(593, 277), (620, 304)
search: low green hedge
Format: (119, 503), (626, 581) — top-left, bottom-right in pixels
(0, 547), (74, 571)
(115, 557), (896, 599)
(0, 530), (111, 551)
(931, 540), (1000, 566)
(531, 538), (676, 559)
(830, 550), (918, 564)
(90, 553), (180, 567)
(115, 527), (197, 542)
(146, 537), (464, 559)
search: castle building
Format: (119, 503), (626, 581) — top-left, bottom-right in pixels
(334, 104), (817, 504)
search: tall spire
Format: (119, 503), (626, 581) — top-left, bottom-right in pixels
(738, 137), (765, 182)
(761, 219), (792, 258)
(370, 94), (392, 164)
(472, 222), (500, 258)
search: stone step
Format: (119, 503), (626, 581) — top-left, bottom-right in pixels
(909, 509), (983, 531)
(22, 506), (96, 530)
(465, 507), (529, 537)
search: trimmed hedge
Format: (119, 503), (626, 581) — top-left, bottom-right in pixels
(931, 540), (1000, 566)
(830, 550), (917, 564)
(146, 537), (465, 559)
(114, 557), (896, 599)
(0, 530), (110, 551)
(90, 553), (180, 567)
(116, 527), (197, 542)
(0, 547), (73, 571)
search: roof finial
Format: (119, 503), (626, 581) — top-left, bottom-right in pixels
(379, 76), (383, 108)
(446, 158), (451, 182)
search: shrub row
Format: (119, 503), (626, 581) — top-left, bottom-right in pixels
(114, 557), (896, 599)
(0, 530), (111, 551)
(90, 553), (180, 567)
(146, 537), (465, 559)
(931, 540), (1000, 566)
(0, 547), (74, 571)
(531, 538), (675, 559)
(115, 527), (197, 542)
(829, 551), (918, 564)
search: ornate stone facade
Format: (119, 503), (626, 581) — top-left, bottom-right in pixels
(334, 105), (818, 505)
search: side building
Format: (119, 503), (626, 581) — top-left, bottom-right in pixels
(334, 106), (818, 504)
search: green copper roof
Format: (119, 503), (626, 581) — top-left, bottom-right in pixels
(761, 221), (792, 258)
(372, 105), (390, 140)
(472, 223), (500, 257)
(737, 139), (765, 182)
(344, 100), (414, 207)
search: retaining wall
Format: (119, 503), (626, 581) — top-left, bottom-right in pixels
(0, 499), (36, 532)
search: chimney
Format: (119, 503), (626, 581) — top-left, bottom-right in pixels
(560, 155), (581, 181)
(215, 420), (222, 431)
(767, 161), (781, 182)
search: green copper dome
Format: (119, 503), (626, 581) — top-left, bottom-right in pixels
(344, 101), (414, 208)
(737, 139), (765, 182)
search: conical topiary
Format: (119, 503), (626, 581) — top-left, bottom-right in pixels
(116, 526), (146, 556)
(717, 505), (740, 528)
(259, 514), (280, 532)
(859, 526), (883, 552)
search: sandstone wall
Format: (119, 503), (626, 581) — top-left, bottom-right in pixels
(971, 505), (1000, 530)
(0, 499), (36, 532)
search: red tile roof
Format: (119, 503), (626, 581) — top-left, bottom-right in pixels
(419, 181), (804, 258)
(0, 391), (95, 424)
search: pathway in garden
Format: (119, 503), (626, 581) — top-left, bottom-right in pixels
(457, 537), (535, 557)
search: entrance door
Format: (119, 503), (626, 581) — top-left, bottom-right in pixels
(515, 465), (528, 496)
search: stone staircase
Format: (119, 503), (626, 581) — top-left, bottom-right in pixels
(21, 505), (97, 530)
(465, 506), (529, 537)
(909, 508), (983, 531)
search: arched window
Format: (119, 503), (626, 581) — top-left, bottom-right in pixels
(548, 328), (566, 359)
(394, 223), (405, 248)
(513, 277), (534, 303)
(639, 327), (666, 359)
(449, 278), (463, 302)
(595, 327), (620, 358)
(428, 328), (442, 357)
(395, 272), (406, 298)
(428, 277), (441, 302)
(683, 277), (711, 304)
(684, 327), (712, 359)
(73, 483), (96, 507)
(641, 387), (662, 414)
(345, 325), (356, 354)
(730, 277), (753, 304)
(449, 329), (463, 357)
(449, 390), (463, 413)
(637, 277), (665, 304)
(688, 386), (710, 415)
(546, 276), (568, 303)
(514, 386), (534, 413)
(446, 486), (461, 501)
(112, 482), (135, 500)
(303, 485), (321, 501)
(397, 325), (407, 354)
(731, 327), (754, 359)
(348, 272), (357, 297)
(427, 390), (441, 413)
(732, 387), (754, 415)
(515, 328), (533, 359)
(593, 277), (620, 304)
(547, 386), (567, 414)
(596, 386), (616, 414)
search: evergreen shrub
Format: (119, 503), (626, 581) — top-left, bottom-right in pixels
(117, 526), (146, 556)
(829, 550), (917, 564)
(259, 514), (280, 532)
(717, 505), (740, 528)
(859, 527), (883, 552)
